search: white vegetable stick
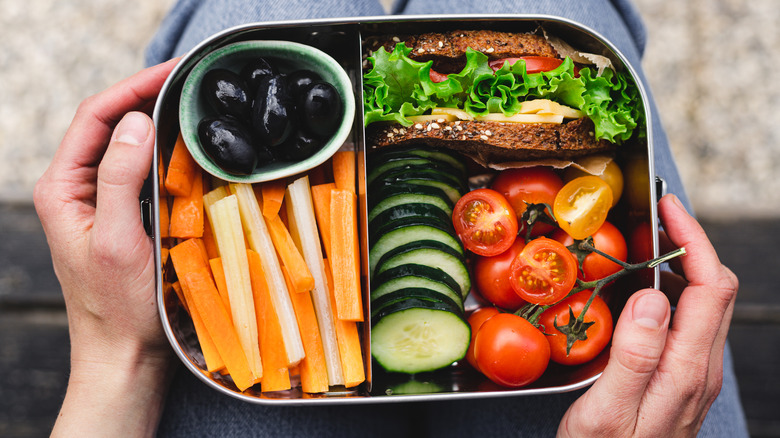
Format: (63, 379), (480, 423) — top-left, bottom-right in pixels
(229, 183), (306, 367)
(209, 194), (263, 379)
(286, 176), (345, 386)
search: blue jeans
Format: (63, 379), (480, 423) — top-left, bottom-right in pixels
(147, 1), (748, 436)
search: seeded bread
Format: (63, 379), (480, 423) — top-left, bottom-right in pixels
(366, 118), (613, 163)
(364, 30), (559, 72)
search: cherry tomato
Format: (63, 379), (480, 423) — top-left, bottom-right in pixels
(563, 157), (624, 208)
(551, 221), (627, 282)
(465, 307), (501, 371)
(629, 221), (656, 287)
(452, 188), (519, 257)
(623, 154), (651, 215)
(490, 167), (563, 237)
(509, 237), (578, 305)
(488, 56), (565, 74)
(553, 175), (613, 240)
(538, 290), (613, 366)
(474, 313), (550, 387)
(429, 68), (449, 83)
(474, 238), (528, 310)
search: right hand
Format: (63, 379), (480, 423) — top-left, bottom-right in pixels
(557, 194), (738, 437)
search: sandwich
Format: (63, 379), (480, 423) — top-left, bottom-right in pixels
(362, 30), (644, 163)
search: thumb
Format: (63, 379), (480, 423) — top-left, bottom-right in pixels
(92, 112), (155, 245)
(593, 289), (670, 415)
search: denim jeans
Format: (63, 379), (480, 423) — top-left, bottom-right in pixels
(147, 1), (748, 436)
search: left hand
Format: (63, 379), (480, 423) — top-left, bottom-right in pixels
(35, 58), (179, 438)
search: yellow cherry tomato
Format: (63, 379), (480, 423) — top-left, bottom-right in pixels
(563, 156), (624, 208)
(553, 176), (613, 240)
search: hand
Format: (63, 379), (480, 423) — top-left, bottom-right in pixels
(35, 58), (179, 437)
(557, 194), (738, 437)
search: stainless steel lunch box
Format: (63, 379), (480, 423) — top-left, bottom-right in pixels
(149, 14), (661, 405)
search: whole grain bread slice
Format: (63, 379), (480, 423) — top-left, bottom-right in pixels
(364, 30), (560, 72)
(366, 118), (613, 163)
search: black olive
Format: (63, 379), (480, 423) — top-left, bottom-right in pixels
(197, 116), (257, 175)
(240, 58), (277, 95)
(201, 69), (251, 121)
(251, 75), (295, 147)
(278, 128), (323, 161)
(297, 82), (343, 138)
(286, 70), (321, 99)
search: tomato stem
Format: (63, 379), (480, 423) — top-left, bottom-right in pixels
(548, 246), (687, 354)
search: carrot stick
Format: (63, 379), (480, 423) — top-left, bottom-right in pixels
(310, 183), (335, 259)
(324, 260), (365, 388)
(329, 188), (363, 321)
(266, 214), (314, 293)
(169, 240), (225, 373)
(247, 250), (291, 392)
(169, 167), (204, 238)
(208, 258), (232, 318)
(182, 267), (256, 391)
(332, 151), (356, 194)
(357, 150), (368, 277)
(283, 266), (329, 393)
(202, 219), (220, 259)
(164, 133), (198, 197)
(159, 198), (170, 238)
(261, 179), (287, 219)
(171, 281), (188, 314)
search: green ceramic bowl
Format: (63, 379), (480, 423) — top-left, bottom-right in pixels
(179, 40), (355, 183)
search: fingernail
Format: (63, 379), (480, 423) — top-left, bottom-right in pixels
(633, 293), (668, 329)
(114, 112), (151, 146)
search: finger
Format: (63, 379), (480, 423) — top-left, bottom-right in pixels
(587, 289), (670, 420)
(91, 112), (155, 254)
(658, 229), (684, 276)
(659, 270), (687, 305)
(50, 58), (178, 175)
(658, 194), (737, 341)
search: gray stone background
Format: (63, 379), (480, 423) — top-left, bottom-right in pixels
(2, 0), (779, 218)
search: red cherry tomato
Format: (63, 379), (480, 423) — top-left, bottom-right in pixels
(509, 237), (578, 305)
(474, 313), (550, 387)
(488, 56), (565, 74)
(452, 188), (519, 257)
(473, 238), (528, 310)
(553, 175), (613, 240)
(629, 221), (656, 287)
(465, 307), (501, 371)
(490, 167), (563, 237)
(538, 290), (613, 366)
(429, 68), (449, 83)
(551, 221), (628, 282)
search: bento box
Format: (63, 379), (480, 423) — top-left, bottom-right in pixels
(149, 14), (662, 405)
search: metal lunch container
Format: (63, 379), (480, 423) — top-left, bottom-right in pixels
(147, 14), (661, 405)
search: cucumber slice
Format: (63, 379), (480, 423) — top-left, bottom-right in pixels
(368, 184), (453, 223)
(370, 287), (463, 317)
(366, 158), (462, 187)
(368, 146), (468, 178)
(370, 264), (463, 303)
(375, 241), (471, 299)
(368, 203), (453, 236)
(369, 223), (463, 275)
(371, 298), (470, 374)
(370, 175), (463, 204)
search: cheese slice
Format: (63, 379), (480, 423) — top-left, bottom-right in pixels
(475, 113), (564, 124)
(520, 99), (583, 119)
